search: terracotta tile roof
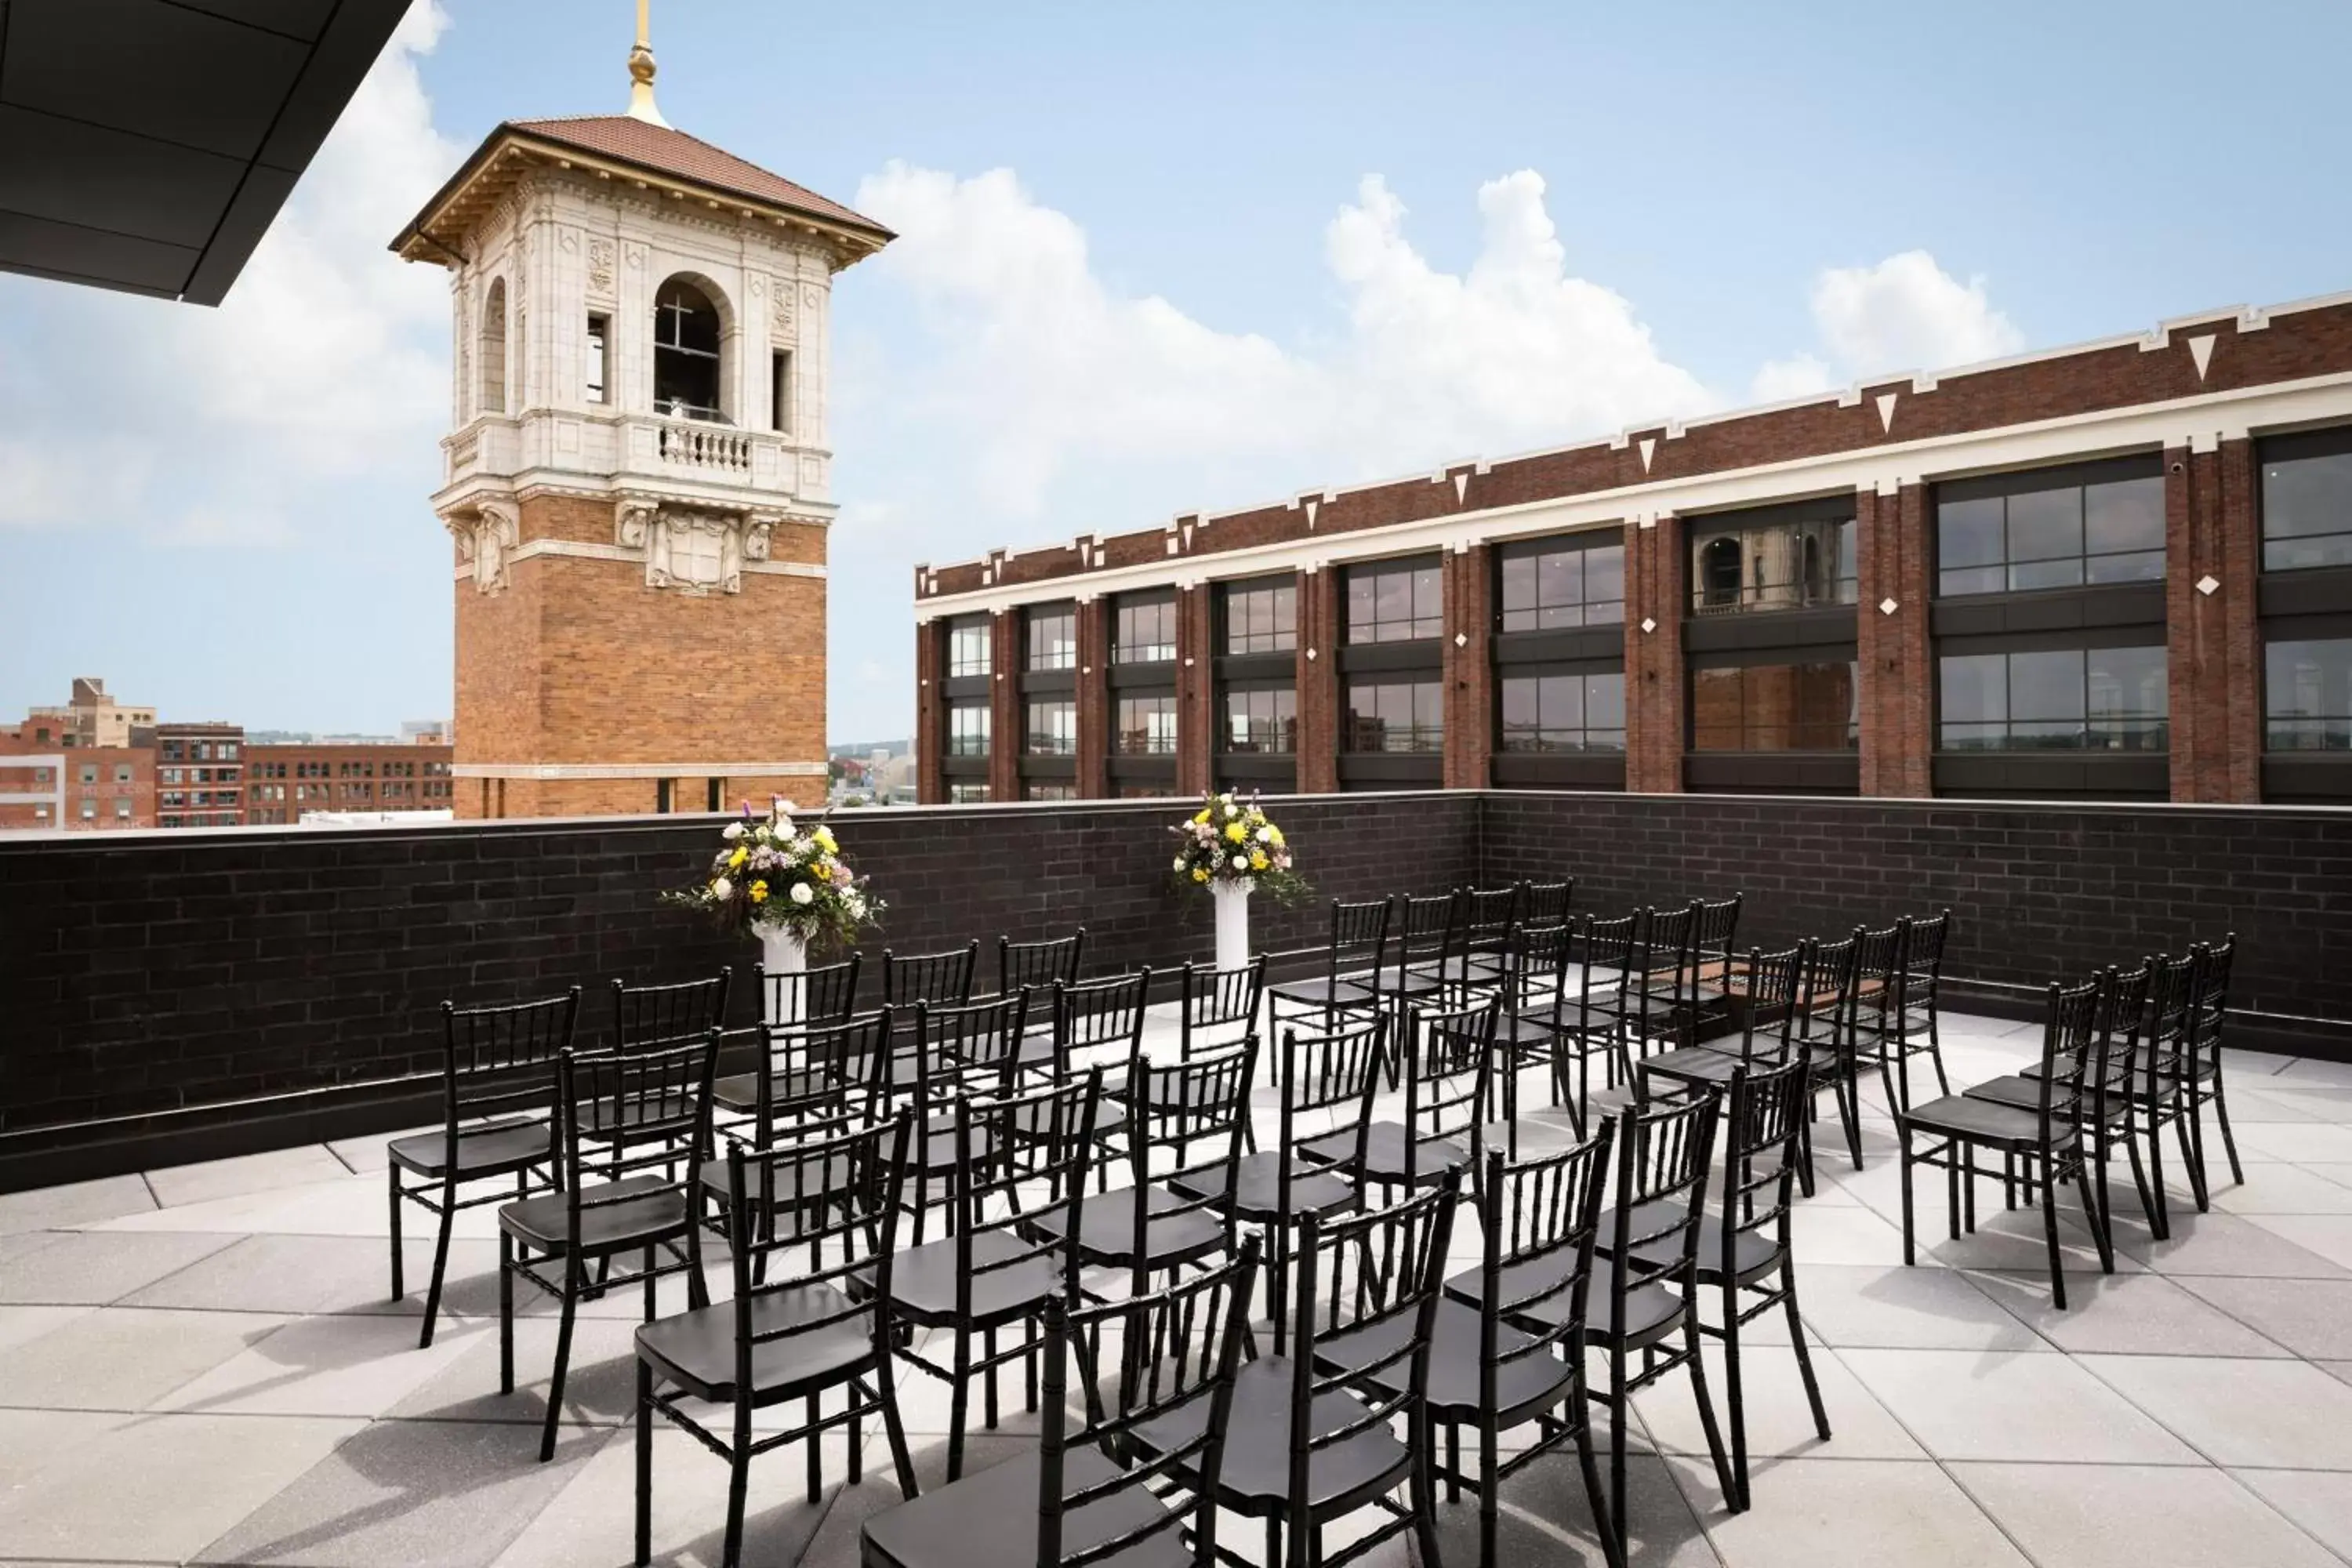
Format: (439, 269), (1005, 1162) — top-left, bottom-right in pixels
(506, 115), (891, 238)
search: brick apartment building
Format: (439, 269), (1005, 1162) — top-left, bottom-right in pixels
(913, 289), (2352, 806)
(244, 742), (456, 825)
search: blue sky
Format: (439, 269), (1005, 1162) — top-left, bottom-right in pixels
(4, 0), (2350, 742)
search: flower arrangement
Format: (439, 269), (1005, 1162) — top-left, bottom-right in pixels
(1168, 791), (1307, 902)
(663, 797), (883, 947)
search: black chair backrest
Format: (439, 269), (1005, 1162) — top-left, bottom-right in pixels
(753, 954), (861, 1029)
(1571, 911), (1640, 1036)
(1390, 890), (1466, 991)
(882, 942), (979, 1008)
(1472, 1122), (1613, 1385)
(1178, 956), (1267, 1058)
(1273, 1016), (1389, 1247)
(1461, 884), (1523, 954)
(438, 988), (580, 1133)
(1692, 893), (1744, 978)
(953, 1072), (1102, 1312)
(1733, 942), (1809, 1063)
(1846, 919), (1909, 1044)
(1520, 877), (1574, 926)
(556, 1033), (720, 1235)
(2146, 949), (2201, 1076)
(1052, 968), (1152, 1070)
(1320, 897), (1392, 994)
(1900, 909), (1952, 1014)
(1287, 1174), (1460, 1566)
(1001, 929), (1086, 995)
(1608, 1091), (1721, 1313)
(2190, 932), (2236, 1057)
(1119, 1036), (1258, 1294)
(612, 971), (730, 1053)
(1397, 997), (1500, 1189)
(2033, 975), (2111, 1142)
(755, 1010), (893, 1142)
(1799, 931), (1858, 1040)
(1718, 1058), (1809, 1276)
(724, 1109), (910, 1381)
(1047, 1236), (1261, 1568)
(900, 994), (1029, 1115)
(1502, 920), (1576, 1028)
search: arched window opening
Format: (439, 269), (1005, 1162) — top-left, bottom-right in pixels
(479, 278), (508, 415)
(1700, 535), (1743, 608)
(653, 278), (725, 421)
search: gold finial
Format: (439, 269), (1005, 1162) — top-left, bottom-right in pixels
(626, 0), (670, 128)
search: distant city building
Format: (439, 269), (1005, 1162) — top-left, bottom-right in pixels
(390, 26), (891, 821)
(24, 677), (154, 750)
(151, 723), (246, 829)
(244, 742), (456, 826)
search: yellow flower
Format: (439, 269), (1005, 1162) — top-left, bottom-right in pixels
(1223, 822), (1246, 843)
(813, 826), (839, 853)
(1192, 809), (1210, 826)
(1191, 867), (1210, 883)
(748, 880), (769, 904)
(728, 846), (748, 869)
(1249, 851), (1269, 872)
(1268, 826), (1285, 847)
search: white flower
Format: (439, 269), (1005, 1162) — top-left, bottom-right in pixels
(789, 882), (815, 906)
(844, 890), (866, 919)
(712, 877), (732, 900)
(1230, 855), (1249, 871)
(1173, 855), (1188, 872)
(1217, 793), (1234, 808)
(721, 821), (744, 841)
(1254, 826), (1272, 842)
(776, 816), (795, 840)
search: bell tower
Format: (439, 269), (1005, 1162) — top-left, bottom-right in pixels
(390, 8), (892, 818)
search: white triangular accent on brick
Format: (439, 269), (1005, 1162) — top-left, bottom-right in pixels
(2188, 334), (2216, 381)
(1305, 499), (1319, 529)
(1454, 473), (1468, 504)
(1875, 393), (1898, 433)
(1638, 437), (1655, 473)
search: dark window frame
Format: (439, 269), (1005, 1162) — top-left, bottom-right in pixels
(1218, 574), (1298, 656)
(1687, 659), (1860, 753)
(1934, 453), (2167, 598)
(1112, 591), (1178, 666)
(1343, 556), (1444, 645)
(1495, 530), (1625, 633)
(2259, 424), (2352, 574)
(1685, 496), (1857, 618)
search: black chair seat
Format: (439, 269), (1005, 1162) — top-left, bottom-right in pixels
(579, 1095), (698, 1141)
(878, 1229), (1062, 1325)
(696, 1151), (855, 1210)
(1603, 1198), (1784, 1287)
(1446, 1254), (1682, 1352)
(1131, 1356), (1410, 1518)
(1496, 1011), (1566, 1047)
(1322, 1296), (1577, 1427)
(864, 1446), (1189, 1568)
(635, 1283), (876, 1405)
(711, 1068), (835, 1116)
(1638, 1046), (1748, 1087)
(1008, 1094), (1128, 1139)
(387, 1118), (550, 1180)
(1022, 1182), (1225, 1269)
(1269, 976), (1379, 1011)
(1903, 1092), (2075, 1149)
(1963, 1075), (2118, 1121)
(1296, 1120), (1468, 1187)
(1164, 1151), (1356, 1221)
(913, 1117), (996, 1172)
(499, 1174), (690, 1254)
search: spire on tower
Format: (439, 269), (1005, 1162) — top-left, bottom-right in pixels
(625, 0), (670, 128)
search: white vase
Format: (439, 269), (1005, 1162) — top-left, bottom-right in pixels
(758, 924), (808, 1025)
(1212, 880), (1253, 971)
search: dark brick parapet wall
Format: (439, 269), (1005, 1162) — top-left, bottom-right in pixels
(1, 791), (2345, 1186)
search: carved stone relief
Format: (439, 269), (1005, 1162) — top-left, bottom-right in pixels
(448, 500), (521, 594)
(615, 500), (771, 594)
(587, 239), (615, 295)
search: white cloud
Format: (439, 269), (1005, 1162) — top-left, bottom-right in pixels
(0, 3), (456, 530)
(1804, 250), (2024, 380)
(1748, 352), (1835, 403)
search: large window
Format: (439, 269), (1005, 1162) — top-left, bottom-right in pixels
(1498, 539), (1624, 630)
(948, 703), (990, 757)
(1026, 605), (1077, 671)
(949, 782), (991, 804)
(1116, 694), (1178, 755)
(1938, 466), (2165, 595)
(1938, 647), (2168, 750)
(1690, 662), (1857, 751)
(1025, 699), (1077, 756)
(1223, 579), (1296, 654)
(2262, 429), (2352, 571)
(1025, 782), (1076, 802)
(1499, 673), (1626, 753)
(1222, 688), (1297, 753)
(1345, 681), (1442, 753)
(1113, 596), (1177, 663)
(948, 617), (991, 678)
(2265, 639), (2352, 750)
(1346, 562), (1443, 644)
(652, 278), (723, 419)
(1689, 513), (1855, 615)
(586, 312), (610, 405)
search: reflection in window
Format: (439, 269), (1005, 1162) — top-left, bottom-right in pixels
(1025, 782), (1076, 801)
(1498, 541), (1624, 631)
(1690, 662), (1858, 751)
(1116, 693), (1178, 754)
(1687, 517), (1856, 615)
(1221, 688), (1296, 753)
(946, 618), (991, 678)
(1938, 647), (2168, 750)
(1221, 579), (1297, 654)
(948, 782), (991, 804)
(652, 278), (724, 419)
(947, 703), (990, 757)
(2265, 639), (2352, 750)
(1025, 699), (1077, 756)
(1345, 681), (1443, 753)
(2262, 434), (2352, 571)
(1937, 472), (2165, 595)
(1025, 606), (1077, 670)
(1113, 596), (1177, 663)
(1116, 782), (1177, 799)
(1345, 563), (1443, 643)
(1498, 673), (1626, 752)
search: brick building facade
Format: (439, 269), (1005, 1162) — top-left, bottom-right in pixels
(915, 290), (2352, 805)
(392, 57), (891, 821)
(243, 742), (455, 825)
